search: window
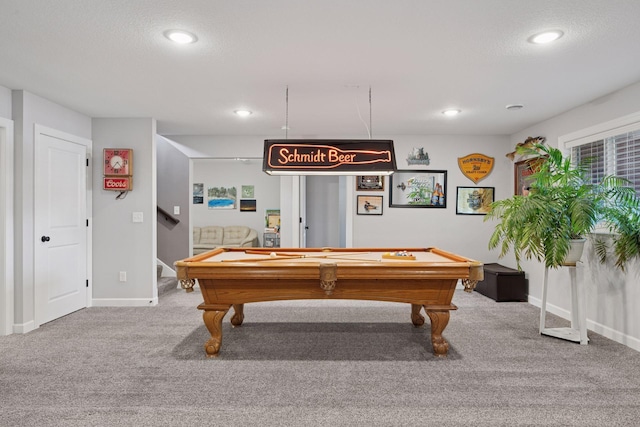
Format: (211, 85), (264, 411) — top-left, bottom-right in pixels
(612, 130), (640, 194)
(562, 113), (640, 195)
(572, 139), (605, 185)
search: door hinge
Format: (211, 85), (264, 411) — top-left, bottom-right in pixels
(86, 158), (89, 167)
(86, 219), (89, 227)
(86, 279), (89, 288)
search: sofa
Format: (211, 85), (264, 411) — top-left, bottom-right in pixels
(193, 225), (259, 254)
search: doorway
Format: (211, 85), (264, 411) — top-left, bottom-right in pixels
(304, 175), (341, 247)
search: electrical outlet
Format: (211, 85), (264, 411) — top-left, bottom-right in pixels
(132, 212), (143, 223)
(119, 271), (127, 282)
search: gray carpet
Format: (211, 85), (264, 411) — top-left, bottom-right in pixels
(1, 285), (639, 426)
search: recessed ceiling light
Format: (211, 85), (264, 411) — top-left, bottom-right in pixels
(442, 109), (461, 117)
(234, 110), (253, 117)
(164, 30), (198, 44)
(506, 104), (524, 110)
(528, 30), (564, 44)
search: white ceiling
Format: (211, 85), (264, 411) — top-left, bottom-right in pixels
(1, 0), (640, 138)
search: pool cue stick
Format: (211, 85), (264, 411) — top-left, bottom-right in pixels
(317, 252), (372, 258)
(244, 250), (372, 259)
(316, 257), (382, 262)
(220, 254), (305, 262)
(223, 256), (379, 263)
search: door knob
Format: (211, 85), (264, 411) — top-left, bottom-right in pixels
(41, 236), (50, 242)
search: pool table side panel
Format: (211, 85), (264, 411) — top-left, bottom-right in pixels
(197, 277), (458, 306)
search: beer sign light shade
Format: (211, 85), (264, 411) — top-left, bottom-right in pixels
(263, 139), (397, 175)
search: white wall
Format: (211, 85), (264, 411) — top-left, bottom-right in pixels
(12, 90), (92, 331)
(1, 116), (14, 336)
(0, 86), (13, 335)
(173, 134), (511, 256)
(168, 135), (273, 158)
(92, 118), (157, 306)
(192, 158), (281, 245)
(0, 85), (11, 119)
(157, 136), (190, 266)
(508, 80), (640, 351)
(353, 135), (510, 262)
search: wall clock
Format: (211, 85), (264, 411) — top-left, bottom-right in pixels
(103, 148), (133, 176)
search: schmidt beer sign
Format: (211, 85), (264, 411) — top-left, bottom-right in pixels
(263, 139), (396, 175)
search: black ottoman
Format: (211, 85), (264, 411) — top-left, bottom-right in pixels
(475, 263), (528, 302)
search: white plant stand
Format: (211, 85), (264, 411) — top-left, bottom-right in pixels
(539, 263), (589, 345)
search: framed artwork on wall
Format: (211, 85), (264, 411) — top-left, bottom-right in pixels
(193, 183), (204, 204)
(240, 199), (257, 212)
(241, 185), (255, 198)
(356, 195), (383, 215)
(389, 170), (447, 208)
(456, 187), (494, 215)
(356, 175), (384, 191)
(514, 157), (545, 195)
(207, 186), (237, 209)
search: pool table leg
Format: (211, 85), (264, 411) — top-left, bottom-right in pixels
(411, 304), (425, 326)
(201, 306), (230, 358)
(231, 304), (245, 326)
(425, 308), (450, 357)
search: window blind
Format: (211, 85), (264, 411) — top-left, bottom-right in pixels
(571, 129), (640, 194)
(613, 129), (640, 194)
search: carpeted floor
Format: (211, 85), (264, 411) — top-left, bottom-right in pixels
(1, 285), (639, 426)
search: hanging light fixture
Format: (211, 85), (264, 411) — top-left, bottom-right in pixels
(263, 139), (396, 176)
(263, 85), (396, 175)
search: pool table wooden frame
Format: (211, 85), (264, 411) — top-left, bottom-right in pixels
(175, 247), (483, 358)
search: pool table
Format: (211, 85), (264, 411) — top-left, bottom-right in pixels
(175, 247), (483, 358)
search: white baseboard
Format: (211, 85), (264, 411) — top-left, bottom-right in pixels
(528, 296), (639, 352)
(92, 298), (158, 307)
(13, 320), (36, 334)
(587, 321), (640, 352)
(528, 295), (571, 318)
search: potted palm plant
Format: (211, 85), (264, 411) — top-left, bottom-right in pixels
(485, 143), (640, 270)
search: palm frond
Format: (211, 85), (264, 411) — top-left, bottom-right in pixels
(486, 142), (640, 270)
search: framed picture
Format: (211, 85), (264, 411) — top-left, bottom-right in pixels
(193, 183), (204, 204)
(456, 187), (494, 215)
(239, 199), (256, 212)
(357, 195), (383, 215)
(241, 185), (255, 198)
(265, 209), (281, 231)
(389, 170), (447, 208)
(356, 175), (384, 191)
(208, 186), (237, 209)
(514, 157), (545, 196)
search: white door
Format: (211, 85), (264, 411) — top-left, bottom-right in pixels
(305, 175), (341, 247)
(34, 129), (88, 325)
